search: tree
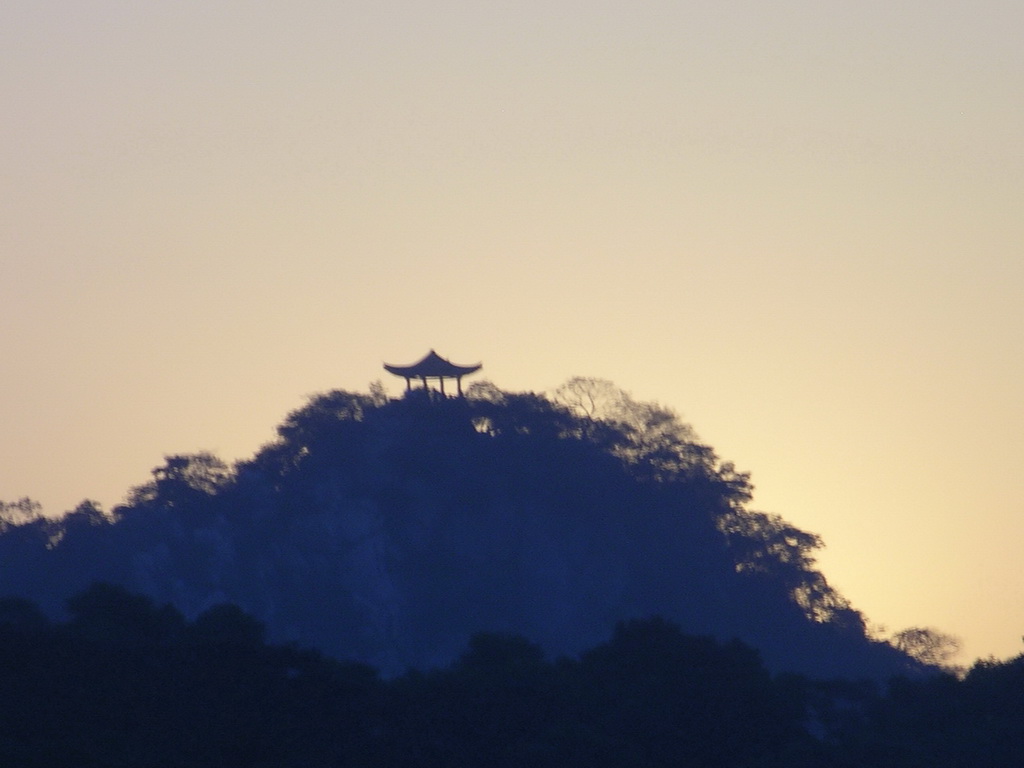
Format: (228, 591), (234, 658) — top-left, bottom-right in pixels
(891, 627), (962, 669)
(125, 452), (232, 509)
(0, 498), (43, 531)
(552, 376), (628, 419)
(368, 379), (389, 406)
(464, 379), (507, 404)
(575, 618), (798, 767)
(65, 582), (185, 645)
(553, 377), (733, 484)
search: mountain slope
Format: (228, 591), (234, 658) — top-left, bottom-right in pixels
(0, 380), (918, 678)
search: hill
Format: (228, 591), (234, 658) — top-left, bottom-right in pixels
(0, 378), (919, 679)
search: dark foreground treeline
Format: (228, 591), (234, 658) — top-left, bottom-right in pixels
(1, 584), (1022, 768)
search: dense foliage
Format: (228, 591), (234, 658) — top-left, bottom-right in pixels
(1, 586), (1021, 768)
(1, 380), (918, 678)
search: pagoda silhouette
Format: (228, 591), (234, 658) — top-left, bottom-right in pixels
(384, 350), (482, 397)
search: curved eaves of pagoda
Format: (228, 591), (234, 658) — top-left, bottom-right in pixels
(383, 349), (482, 396)
(384, 349), (481, 378)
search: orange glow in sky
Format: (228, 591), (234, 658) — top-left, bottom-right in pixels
(2, 1), (1023, 663)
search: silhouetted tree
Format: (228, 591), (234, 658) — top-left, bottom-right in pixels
(572, 617), (803, 767)
(0, 497), (43, 530)
(65, 582), (186, 645)
(891, 626), (962, 669)
(125, 452), (233, 510)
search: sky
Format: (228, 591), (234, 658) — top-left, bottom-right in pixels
(2, 1), (1022, 664)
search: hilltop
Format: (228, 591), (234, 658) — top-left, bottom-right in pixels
(0, 378), (921, 679)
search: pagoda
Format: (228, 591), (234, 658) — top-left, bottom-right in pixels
(383, 349), (482, 397)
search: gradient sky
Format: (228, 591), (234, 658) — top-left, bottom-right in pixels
(3, 1), (1022, 664)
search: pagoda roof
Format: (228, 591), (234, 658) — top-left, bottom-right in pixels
(384, 349), (482, 378)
